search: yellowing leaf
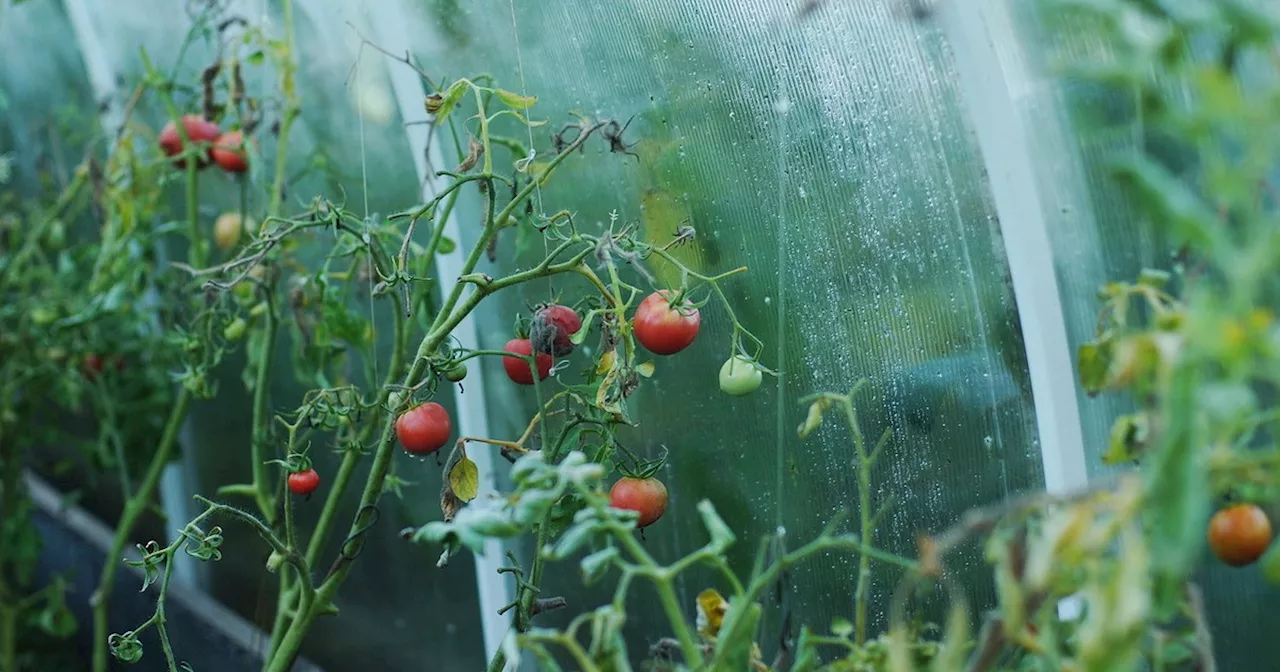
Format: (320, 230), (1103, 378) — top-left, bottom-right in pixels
(696, 588), (729, 640)
(495, 88), (537, 109)
(596, 349), (617, 376)
(448, 455), (479, 502)
(636, 361), (656, 378)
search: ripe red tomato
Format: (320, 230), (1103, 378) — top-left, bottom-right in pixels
(531, 303), (582, 356)
(210, 131), (250, 173)
(609, 476), (668, 528)
(288, 468), (320, 495)
(633, 290), (700, 355)
(395, 401), (452, 454)
(158, 115), (222, 169)
(82, 353), (124, 379)
(502, 338), (553, 385)
(1208, 503), (1273, 567)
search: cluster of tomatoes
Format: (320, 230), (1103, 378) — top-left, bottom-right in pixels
(1207, 502), (1273, 568)
(158, 115), (251, 174)
(387, 292), (721, 528)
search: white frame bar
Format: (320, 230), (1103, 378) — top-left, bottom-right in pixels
(938, 0), (1090, 620)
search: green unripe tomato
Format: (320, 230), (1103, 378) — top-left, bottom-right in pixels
(445, 362), (468, 382)
(223, 317), (248, 341)
(718, 355), (762, 396)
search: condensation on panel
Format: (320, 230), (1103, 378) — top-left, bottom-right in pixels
(403, 0), (1045, 662)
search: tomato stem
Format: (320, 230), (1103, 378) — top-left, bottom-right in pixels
(91, 387), (193, 672)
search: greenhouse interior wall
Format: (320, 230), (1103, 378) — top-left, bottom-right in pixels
(1, 0), (1277, 671)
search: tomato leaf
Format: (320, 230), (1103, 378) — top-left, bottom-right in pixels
(1077, 340), (1112, 396)
(1143, 365), (1210, 613)
(433, 79), (469, 123)
(448, 455), (479, 502)
(495, 88), (537, 109)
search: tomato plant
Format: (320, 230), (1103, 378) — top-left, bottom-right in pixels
(157, 115), (221, 168)
(1208, 504), (1272, 567)
(608, 476), (669, 528)
(501, 337), (553, 385)
(718, 355), (762, 396)
(633, 290), (700, 355)
(396, 402), (452, 455)
(288, 469), (321, 496)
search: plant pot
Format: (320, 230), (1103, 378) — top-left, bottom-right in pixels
(24, 471), (324, 672)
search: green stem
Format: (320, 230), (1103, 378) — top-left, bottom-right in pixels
(92, 389), (193, 672)
(267, 0), (299, 220)
(0, 605), (16, 672)
(250, 299), (279, 523)
(841, 399), (874, 646)
(154, 554), (181, 672)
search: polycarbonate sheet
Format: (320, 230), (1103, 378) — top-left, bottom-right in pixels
(399, 0), (1046, 661)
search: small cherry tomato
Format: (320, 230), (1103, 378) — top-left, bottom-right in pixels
(158, 115), (222, 169)
(395, 401), (452, 455)
(502, 338), (553, 385)
(288, 468), (321, 495)
(633, 290), (700, 355)
(718, 355), (763, 396)
(445, 362), (468, 382)
(1208, 503), (1273, 567)
(82, 353), (124, 379)
(531, 303), (583, 356)
(214, 212), (249, 251)
(210, 131), (251, 173)
(609, 476), (668, 528)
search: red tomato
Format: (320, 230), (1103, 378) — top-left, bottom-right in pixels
(210, 131), (250, 173)
(633, 290), (700, 355)
(288, 468), (321, 495)
(82, 354), (124, 379)
(531, 303), (582, 356)
(502, 338), (553, 385)
(609, 476), (668, 528)
(158, 116), (222, 169)
(1208, 503), (1273, 567)
(395, 401), (452, 454)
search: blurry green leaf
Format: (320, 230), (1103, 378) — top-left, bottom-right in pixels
(1137, 268), (1171, 289)
(245, 50), (265, 65)
(711, 598), (761, 670)
(1110, 155), (1220, 253)
(697, 500), (736, 551)
(1144, 366), (1210, 606)
(1078, 341), (1112, 396)
(1104, 413), (1149, 465)
(830, 618), (854, 638)
(436, 235), (457, 254)
(579, 546), (618, 584)
(447, 455), (479, 502)
(495, 88), (537, 109)
(1261, 540), (1280, 584)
